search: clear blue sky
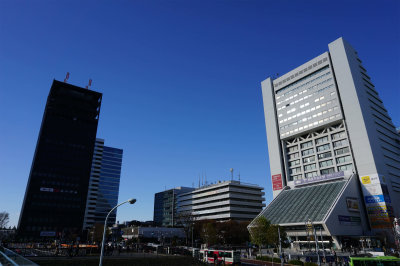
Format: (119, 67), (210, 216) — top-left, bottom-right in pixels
(0, 0), (399, 227)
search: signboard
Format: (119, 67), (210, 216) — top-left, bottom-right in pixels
(40, 187), (78, 194)
(338, 215), (361, 226)
(360, 174), (384, 185)
(346, 198), (360, 212)
(360, 173), (392, 229)
(365, 195), (385, 204)
(272, 174), (283, 191)
(294, 171), (344, 186)
(40, 231), (56, 237)
(367, 204), (393, 216)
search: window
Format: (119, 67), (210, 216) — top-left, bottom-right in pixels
(290, 167), (301, 174)
(318, 151), (332, 159)
(335, 147), (350, 156)
(303, 156), (315, 163)
(319, 160), (333, 168)
(315, 136), (328, 145)
(305, 171), (318, 178)
(288, 152), (299, 160)
(316, 144), (330, 152)
(287, 146), (298, 153)
(333, 139), (348, 148)
(291, 174), (302, 181)
(331, 131), (346, 140)
(301, 141), (313, 149)
(321, 168), (335, 175)
(338, 164), (353, 171)
(302, 148), (314, 156)
(304, 163), (317, 171)
(289, 160), (300, 167)
(336, 155), (351, 164)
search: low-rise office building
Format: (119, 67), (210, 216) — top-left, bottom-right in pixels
(178, 180), (265, 222)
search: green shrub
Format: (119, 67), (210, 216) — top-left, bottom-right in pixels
(304, 262), (318, 266)
(272, 257), (281, 263)
(256, 255), (271, 261)
(256, 255), (281, 263)
(288, 259), (304, 265)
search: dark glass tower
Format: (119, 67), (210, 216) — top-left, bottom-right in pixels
(18, 80), (102, 239)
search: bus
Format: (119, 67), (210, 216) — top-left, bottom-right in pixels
(200, 249), (241, 265)
(350, 256), (400, 266)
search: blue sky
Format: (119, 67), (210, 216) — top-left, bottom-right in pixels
(0, 0), (399, 227)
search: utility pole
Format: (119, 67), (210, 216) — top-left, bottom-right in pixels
(278, 227), (283, 266)
(320, 227), (326, 263)
(314, 227), (321, 266)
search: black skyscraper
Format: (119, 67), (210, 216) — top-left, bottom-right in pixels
(18, 80), (102, 239)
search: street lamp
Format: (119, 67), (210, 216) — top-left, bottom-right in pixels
(99, 198), (136, 266)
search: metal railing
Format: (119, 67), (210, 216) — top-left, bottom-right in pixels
(0, 247), (38, 265)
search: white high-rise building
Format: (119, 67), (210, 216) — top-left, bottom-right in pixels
(249, 37), (400, 249)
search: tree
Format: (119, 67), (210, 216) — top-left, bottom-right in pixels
(266, 224), (289, 256)
(201, 221), (218, 247)
(249, 216), (270, 257)
(176, 211), (196, 246)
(89, 223), (110, 243)
(218, 220), (249, 246)
(0, 212), (9, 229)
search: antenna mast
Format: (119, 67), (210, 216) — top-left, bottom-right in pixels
(85, 79), (92, 89)
(64, 72), (70, 83)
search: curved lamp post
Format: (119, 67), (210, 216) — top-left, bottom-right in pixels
(99, 198), (136, 266)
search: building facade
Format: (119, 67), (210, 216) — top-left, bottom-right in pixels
(83, 138), (123, 230)
(250, 37), (400, 248)
(178, 180), (265, 222)
(153, 187), (194, 227)
(18, 80), (102, 239)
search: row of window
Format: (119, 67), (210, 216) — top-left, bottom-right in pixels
(277, 83), (336, 123)
(287, 131), (347, 153)
(280, 114), (341, 137)
(289, 147), (351, 167)
(288, 142), (350, 161)
(275, 66), (330, 98)
(279, 97), (337, 124)
(290, 154), (352, 173)
(290, 163), (354, 181)
(280, 105), (340, 131)
(277, 78), (333, 111)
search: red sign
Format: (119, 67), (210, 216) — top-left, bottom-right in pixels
(272, 174), (283, 191)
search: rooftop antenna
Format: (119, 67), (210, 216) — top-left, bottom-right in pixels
(230, 168), (234, 181)
(238, 172), (241, 183)
(198, 175), (200, 188)
(85, 79), (92, 89)
(64, 72), (70, 83)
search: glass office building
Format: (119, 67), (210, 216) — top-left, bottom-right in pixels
(83, 139), (123, 230)
(153, 187), (194, 227)
(18, 80), (102, 239)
